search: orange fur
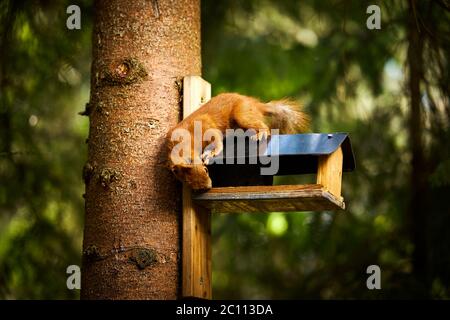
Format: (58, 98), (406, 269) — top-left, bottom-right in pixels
(167, 93), (309, 190)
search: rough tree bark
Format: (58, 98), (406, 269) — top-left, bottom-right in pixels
(81, 0), (201, 299)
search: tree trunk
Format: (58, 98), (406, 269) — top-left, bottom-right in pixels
(81, 0), (201, 299)
(407, 0), (429, 292)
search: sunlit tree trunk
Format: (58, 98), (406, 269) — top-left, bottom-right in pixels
(81, 0), (201, 299)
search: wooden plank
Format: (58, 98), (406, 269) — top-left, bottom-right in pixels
(182, 76), (212, 299)
(193, 184), (345, 213)
(316, 146), (343, 200)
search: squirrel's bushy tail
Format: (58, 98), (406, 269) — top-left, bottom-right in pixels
(265, 99), (310, 134)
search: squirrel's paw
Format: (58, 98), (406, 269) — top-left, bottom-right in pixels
(202, 143), (223, 165)
(201, 149), (215, 165)
(250, 129), (270, 141)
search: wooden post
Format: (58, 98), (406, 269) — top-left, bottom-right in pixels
(182, 76), (212, 299)
(316, 146), (343, 200)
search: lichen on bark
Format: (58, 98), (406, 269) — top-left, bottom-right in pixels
(98, 168), (121, 188)
(129, 248), (158, 270)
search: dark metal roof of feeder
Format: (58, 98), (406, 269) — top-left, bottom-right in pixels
(265, 133), (355, 173)
(209, 133), (355, 176)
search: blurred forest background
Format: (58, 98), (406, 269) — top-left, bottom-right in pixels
(0, 0), (449, 299)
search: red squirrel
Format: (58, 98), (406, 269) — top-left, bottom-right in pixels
(167, 93), (309, 190)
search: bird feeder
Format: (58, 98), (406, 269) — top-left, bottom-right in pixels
(180, 76), (355, 300)
(195, 132), (355, 213)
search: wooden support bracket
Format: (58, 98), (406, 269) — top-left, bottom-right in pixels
(317, 146), (343, 201)
(182, 76), (212, 299)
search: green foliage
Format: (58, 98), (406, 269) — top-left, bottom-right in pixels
(202, 0), (450, 299)
(0, 0), (92, 299)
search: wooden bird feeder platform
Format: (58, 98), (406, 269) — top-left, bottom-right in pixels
(181, 76), (355, 299)
(195, 132), (355, 213)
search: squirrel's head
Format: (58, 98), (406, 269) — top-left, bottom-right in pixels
(170, 163), (212, 191)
